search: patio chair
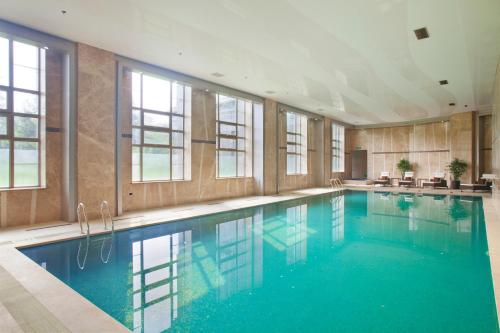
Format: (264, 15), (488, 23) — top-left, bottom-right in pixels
(398, 171), (415, 187)
(460, 174), (495, 192)
(373, 171), (391, 186)
(422, 171), (447, 188)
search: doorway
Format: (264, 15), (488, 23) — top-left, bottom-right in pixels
(351, 150), (367, 179)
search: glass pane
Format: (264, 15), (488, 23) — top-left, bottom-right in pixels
(172, 148), (183, 180)
(287, 134), (296, 143)
(0, 140), (9, 188)
(219, 123), (237, 136)
(237, 125), (245, 137)
(0, 90), (6, 110)
(0, 37), (8, 86)
(132, 109), (141, 126)
(13, 41), (39, 91)
(237, 138), (245, 150)
(237, 152), (245, 177)
(218, 150), (236, 177)
(172, 83), (184, 114)
(287, 154), (297, 174)
(143, 147), (170, 181)
(144, 112), (169, 128)
(237, 100), (245, 125)
(132, 72), (141, 108)
(14, 116), (38, 138)
(218, 95), (236, 122)
(144, 131), (169, 145)
(172, 116), (183, 131)
(172, 132), (183, 147)
(14, 91), (39, 114)
(14, 141), (38, 187)
(132, 146), (140, 182)
(287, 112), (296, 132)
(143, 74), (170, 112)
(0, 116), (6, 135)
(132, 128), (141, 145)
(287, 144), (296, 153)
(184, 86), (192, 116)
(219, 138), (236, 149)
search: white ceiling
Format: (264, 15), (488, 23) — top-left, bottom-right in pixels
(1, 0), (499, 124)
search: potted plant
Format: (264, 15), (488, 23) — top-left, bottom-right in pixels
(396, 158), (412, 178)
(447, 158), (468, 189)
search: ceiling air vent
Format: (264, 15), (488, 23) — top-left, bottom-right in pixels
(449, 103), (455, 106)
(414, 27), (429, 40)
(211, 72), (224, 78)
(439, 80), (448, 85)
(265, 90), (276, 94)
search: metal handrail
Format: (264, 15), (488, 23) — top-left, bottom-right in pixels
(100, 200), (114, 232)
(77, 202), (89, 235)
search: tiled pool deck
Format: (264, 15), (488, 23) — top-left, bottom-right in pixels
(0, 186), (498, 332)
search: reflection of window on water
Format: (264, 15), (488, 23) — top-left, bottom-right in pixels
(331, 196), (344, 243)
(216, 210), (263, 300)
(409, 211), (418, 231)
(456, 219), (471, 233)
(132, 231), (191, 333)
(286, 204), (308, 265)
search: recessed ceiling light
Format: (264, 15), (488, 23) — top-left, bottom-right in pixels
(439, 80), (448, 85)
(204, 89), (209, 93)
(265, 90), (275, 94)
(464, 105), (468, 107)
(178, 51), (183, 56)
(449, 103), (455, 106)
(211, 72), (224, 78)
(61, 9), (67, 14)
(414, 27), (429, 40)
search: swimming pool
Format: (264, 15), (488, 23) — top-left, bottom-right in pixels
(21, 190), (498, 332)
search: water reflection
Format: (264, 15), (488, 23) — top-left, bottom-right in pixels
(20, 191), (494, 333)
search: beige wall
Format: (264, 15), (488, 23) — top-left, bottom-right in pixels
(0, 51), (64, 227)
(479, 115), (492, 176)
(76, 44), (116, 219)
(346, 112), (477, 183)
(492, 58), (500, 193)
(263, 99), (278, 195)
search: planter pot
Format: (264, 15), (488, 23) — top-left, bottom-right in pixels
(451, 180), (460, 189)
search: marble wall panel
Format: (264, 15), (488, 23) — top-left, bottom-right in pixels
(491, 59), (500, 194)
(263, 99), (278, 195)
(76, 44), (116, 219)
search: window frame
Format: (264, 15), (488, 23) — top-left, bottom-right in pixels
(215, 94), (253, 178)
(131, 71), (191, 183)
(331, 122), (345, 172)
(0, 37), (45, 189)
(286, 112), (307, 175)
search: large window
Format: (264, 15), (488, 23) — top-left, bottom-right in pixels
(286, 112), (307, 175)
(331, 123), (344, 172)
(0, 37), (46, 188)
(131, 71), (191, 182)
(216, 94), (253, 178)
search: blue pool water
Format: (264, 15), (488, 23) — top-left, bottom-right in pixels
(21, 190), (498, 332)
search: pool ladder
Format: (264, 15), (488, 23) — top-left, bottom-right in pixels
(100, 200), (115, 233)
(330, 178), (343, 191)
(77, 202), (90, 236)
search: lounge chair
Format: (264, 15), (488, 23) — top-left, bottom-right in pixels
(460, 174), (495, 192)
(422, 172), (447, 188)
(398, 171), (415, 187)
(373, 171), (391, 186)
